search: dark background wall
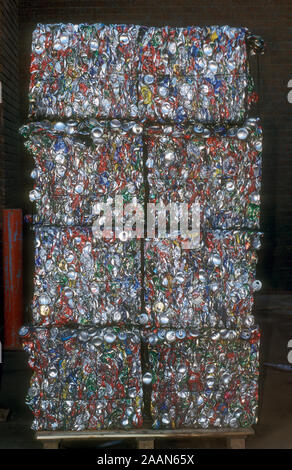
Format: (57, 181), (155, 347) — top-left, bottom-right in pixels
(0, 0), (19, 338)
(12, 0), (292, 293)
(0, 0), (20, 212)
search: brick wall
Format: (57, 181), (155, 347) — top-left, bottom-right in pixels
(1, 0), (20, 211)
(17, 0), (292, 291)
(0, 0), (20, 339)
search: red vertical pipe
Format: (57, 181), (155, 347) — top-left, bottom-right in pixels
(2, 209), (23, 349)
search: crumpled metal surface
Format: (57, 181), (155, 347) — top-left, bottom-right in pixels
(20, 326), (143, 430)
(146, 117), (262, 229)
(138, 25), (257, 123)
(28, 23), (262, 122)
(29, 23), (140, 120)
(20, 120), (144, 225)
(20, 22), (264, 432)
(31, 227), (144, 327)
(26, 398), (144, 432)
(144, 230), (262, 330)
(142, 327), (260, 429)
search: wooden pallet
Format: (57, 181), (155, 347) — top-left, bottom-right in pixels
(36, 427), (254, 449)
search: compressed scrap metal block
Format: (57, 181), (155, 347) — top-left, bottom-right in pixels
(20, 326), (143, 430)
(144, 237), (207, 329)
(138, 25), (258, 123)
(204, 230), (262, 328)
(29, 23), (140, 120)
(146, 118), (262, 229)
(20, 120), (144, 225)
(144, 230), (262, 330)
(27, 398), (144, 431)
(146, 124), (206, 205)
(142, 327), (260, 429)
(32, 227), (146, 327)
(29, 24), (263, 123)
(149, 390), (257, 430)
(139, 26), (248, 77)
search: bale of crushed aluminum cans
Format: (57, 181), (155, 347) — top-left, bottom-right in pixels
(20, 326), (143, 430)
(32, 227), (144, 327)
(144, 231), (262, 330)
(142, 327), (260, 429)
(146, 117), (262, 229)
(20, 120), (144, 225)
(138, 26), (262, 123)
(29, 23), (140, 120)
(28, 23), (264, 123)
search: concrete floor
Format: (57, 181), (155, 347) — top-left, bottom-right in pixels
(1, 295), (292, 449)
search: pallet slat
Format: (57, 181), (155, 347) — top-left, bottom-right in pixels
(36, 427), (254, 441)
